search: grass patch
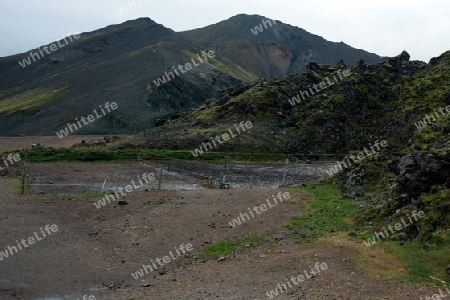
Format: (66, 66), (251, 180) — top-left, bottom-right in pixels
(284, 182), (358, 242)
(7, 177), (29, 194)
(9, 147), (289, 163)
(23, 176), (29, 194)
(198, 235), (264, 260)
(18, 148), (209, 162)
(0, 87), (66, 118)
(324, 234), (409, 281)
(7, 178), (21, 194)
(380, 242), (450, 283)
(291, 183), (449, 284)
(351, 238), (450, 284)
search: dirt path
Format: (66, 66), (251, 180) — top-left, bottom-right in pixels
(0, 162), (443, 299)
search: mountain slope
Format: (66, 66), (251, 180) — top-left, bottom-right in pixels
(0, 18), (244, 136)
(0, 15), (383, 136)
(123, 51), (450, 156)
(181, 14), (382, 78)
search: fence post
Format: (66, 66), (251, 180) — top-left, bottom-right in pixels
(21, 146), (28, 195)
(281, 156), (288, 186)
(221, 157), (227, 188)
(158, 164), (163, 190)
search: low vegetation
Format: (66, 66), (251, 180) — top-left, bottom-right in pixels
(0, 87), (66, 118)
(284, 183), (358, 242)
(10, 147), (291, 163)
(198, 236), (264, 260)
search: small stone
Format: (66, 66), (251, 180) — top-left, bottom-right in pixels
(404, 173), (415, 181)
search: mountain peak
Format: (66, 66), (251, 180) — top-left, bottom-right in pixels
(120, 17), (158, 27)
(0, 14), (383, 135)
(102, 17), (172, 33)
(228, 13), (272, 20)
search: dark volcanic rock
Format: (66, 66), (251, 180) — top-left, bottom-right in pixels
(394, 151), (450, 199)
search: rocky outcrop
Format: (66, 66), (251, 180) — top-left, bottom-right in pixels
(392, 151), (450, 199)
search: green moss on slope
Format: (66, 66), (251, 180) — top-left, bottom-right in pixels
(0, 87), (66, 118)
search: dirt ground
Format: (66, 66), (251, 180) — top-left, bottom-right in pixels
(0, 160), (443, 300)
(0, 136), (109, 153)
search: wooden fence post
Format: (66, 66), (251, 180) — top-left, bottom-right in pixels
(158, 164), (163, 190)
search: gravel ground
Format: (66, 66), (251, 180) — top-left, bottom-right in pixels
(0, 161), (442, 299)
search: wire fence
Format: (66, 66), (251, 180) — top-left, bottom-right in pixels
(139, 155), (332, 189)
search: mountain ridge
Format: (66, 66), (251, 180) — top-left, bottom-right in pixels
(0, 14), (382, 136)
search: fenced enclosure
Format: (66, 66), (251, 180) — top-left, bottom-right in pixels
(147, 158), (333, 189)
(26, 150), (338, 194)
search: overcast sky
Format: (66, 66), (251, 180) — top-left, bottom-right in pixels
(1, 0), (449, 62)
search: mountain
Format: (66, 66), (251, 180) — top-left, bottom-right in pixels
(181, 14), (381, 78)
(0, 18), (241, 136)
(0, 14), (382, 136)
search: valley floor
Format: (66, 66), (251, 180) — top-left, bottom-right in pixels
(0, 161), (443, 299)
(0, 136), (107, 153)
